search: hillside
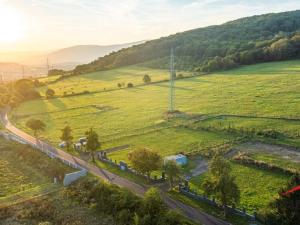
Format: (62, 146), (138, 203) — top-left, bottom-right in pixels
(74, 10), (300, 74)
(0, 41), (144, 79)
(47, 41), (145, 66)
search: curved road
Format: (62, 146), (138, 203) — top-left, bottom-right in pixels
(0, 109), (230, 225)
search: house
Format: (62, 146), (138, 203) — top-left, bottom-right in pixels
(164, 154), (187, 166)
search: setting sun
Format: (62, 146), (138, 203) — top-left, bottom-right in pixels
(0, 6), (24, 42)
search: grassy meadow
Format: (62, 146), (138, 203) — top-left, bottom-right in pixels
(38, 66), (193, 96)
(12, 60), (300, 145)
(9, 60), (300, 212)
(189, 162), (290, 213)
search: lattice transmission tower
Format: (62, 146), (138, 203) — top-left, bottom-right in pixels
(169, 48), (176, 112)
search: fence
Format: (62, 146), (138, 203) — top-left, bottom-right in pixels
(0, 131), (87, 186)
(179, 186), (256, 221)
(98, 155), (165, 183)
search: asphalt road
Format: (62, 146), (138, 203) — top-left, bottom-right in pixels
(0, 109), (231, 225)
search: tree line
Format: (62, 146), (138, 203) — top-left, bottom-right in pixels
(70, 10), (300, 74)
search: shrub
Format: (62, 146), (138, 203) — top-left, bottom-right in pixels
(127, 83), (134, 88)
(143, 74), (151, 83)
(45, 88), (55, 98)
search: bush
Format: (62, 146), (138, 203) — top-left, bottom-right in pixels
(45, 88), (55, 98)
(233, 152), (297, 175)
(65, 178), (192, 225)
(143, 74), (151, 83)
(176, 74), (184, 79)
(127, 83), (134, 88)
(257, 129), (281, 139)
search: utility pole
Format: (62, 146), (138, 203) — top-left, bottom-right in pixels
(22, 65), (25, 78)
(169, 48), (176, 112)
(46, 57), (50, 75)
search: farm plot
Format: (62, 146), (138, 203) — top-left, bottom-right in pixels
(105, 127), (239, 164)
(0, 137), (73, 205)
(189, 162), (290, 213)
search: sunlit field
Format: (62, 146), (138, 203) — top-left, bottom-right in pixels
(12, 60), (300, 149)
(38, 66), (193, 96)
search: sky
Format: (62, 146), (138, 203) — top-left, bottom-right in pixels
(0, 0), (300, 52)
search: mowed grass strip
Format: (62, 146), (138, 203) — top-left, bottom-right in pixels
(12, 61), (300, 145)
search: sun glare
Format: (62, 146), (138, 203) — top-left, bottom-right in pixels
(0, 6), (24, 43)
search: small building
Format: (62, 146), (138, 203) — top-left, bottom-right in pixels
(119, 161), (128, 171)
(59, 141), (66, 148)
(79, 137), (87, 144)
(74, 143), (82, 151)
(164, 154), (187, 166)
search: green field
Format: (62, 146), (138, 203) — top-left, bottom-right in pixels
(38, 66), (193, 96)
(0, 137), (73, 205)
(189, 162), (290, 213)
(9, 59), (300, 215)
(12, 60), (300, 146)
(105, 127), (238, 163)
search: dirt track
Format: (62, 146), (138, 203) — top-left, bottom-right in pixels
(231, 141), (300, 163)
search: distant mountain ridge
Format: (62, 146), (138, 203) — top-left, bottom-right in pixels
(73, 10), (300, 74)
(47, 41), (145, 66)
(0, 41), (144, 80)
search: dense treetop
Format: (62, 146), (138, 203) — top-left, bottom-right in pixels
(73, 10), (300, 74)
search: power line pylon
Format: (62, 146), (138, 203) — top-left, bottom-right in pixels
(169, 48), (176, 112)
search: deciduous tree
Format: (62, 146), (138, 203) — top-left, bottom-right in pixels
(143, 74), (151, 84)
(202, 154), (240, 217)
(46, 88), (55, 98)
(60, 125), (73, 151)
(85, 128), (100, 162)
(163, 160), (181, 189)
(26, 119), (46, 137)
(128, 148), (162, 181)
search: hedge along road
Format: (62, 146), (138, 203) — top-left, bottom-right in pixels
(0, 108), (230, 225)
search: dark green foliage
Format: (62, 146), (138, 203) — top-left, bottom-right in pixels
(128, 148), (162, 181)
(143, 74), (151, 84)
(65, 178), (192, 225)
(261, 175), (300, 225)
(73, 10), (300, 74)
(202, 155), (240, 216)
(26, 118), (46, 136)
(127, 83), (134, 88)
(60, 125), (73, 151)
(45, 88), (55, 98)
(48, 69), (67, 76)
(85, 128), (100, 162)
(0, 79), (41, 109)
(14, 79), (41, 101)
(163, 160), (181, 189)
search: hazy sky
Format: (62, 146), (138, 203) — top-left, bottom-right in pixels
(1, 0), (300, 52)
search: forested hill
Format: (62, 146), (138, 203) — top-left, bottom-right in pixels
(74, 10), (300, 74)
